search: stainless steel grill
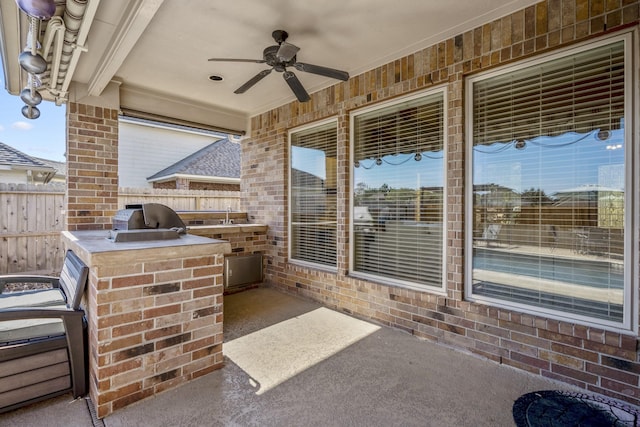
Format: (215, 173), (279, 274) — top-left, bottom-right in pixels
(109, 203), (187, 242)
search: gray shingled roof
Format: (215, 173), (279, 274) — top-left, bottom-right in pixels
(0, 141), (55, 170)
(147, 138), (240, 181)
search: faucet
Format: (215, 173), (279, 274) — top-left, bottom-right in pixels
(221, 206), (234, 225)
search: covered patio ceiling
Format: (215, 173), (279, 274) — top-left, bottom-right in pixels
(0, 0), (539, 135)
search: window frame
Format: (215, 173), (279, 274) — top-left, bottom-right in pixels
(288, 117), (339, 271)
(464, 31), (638, 333)
(349, 87), (448, 293)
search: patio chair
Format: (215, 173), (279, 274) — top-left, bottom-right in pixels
(477, 224), (502, 247)
(0, 250), (89, 413)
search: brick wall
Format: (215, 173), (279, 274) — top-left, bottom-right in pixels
(153, 180), (240, 191)
(188, 182), (240, 191)
(242, 0), (640, 405)
(152, 181), (176, 190)
(192, 229), (267, 256)
(66, 103), (119, 230)
(73, 243), (226, 418)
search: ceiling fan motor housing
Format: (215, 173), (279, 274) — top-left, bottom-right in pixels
(263, 45), (295, 70)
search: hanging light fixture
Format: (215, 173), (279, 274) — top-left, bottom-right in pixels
(18, 50), (46, 74)
(14, 0), (55, 119)
(21, 105), (41, 119)
(20, 74), (42, 109)
(19, 15), (46, 74)
(18, 17), (46, 119)
(15, 0), (56, 19)
(20, 86), (42, 106)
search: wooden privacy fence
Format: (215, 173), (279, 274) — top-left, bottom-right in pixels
(0, 183), (65, 275)
(118, 187), (240, 211)
(0, 184), (240, 274)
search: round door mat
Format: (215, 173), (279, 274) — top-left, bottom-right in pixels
(512, 390), (640, 427)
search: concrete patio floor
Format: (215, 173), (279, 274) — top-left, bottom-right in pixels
(0, 286), (596, 426)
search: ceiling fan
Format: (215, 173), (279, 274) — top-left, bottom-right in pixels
(208, 30), (349, 102)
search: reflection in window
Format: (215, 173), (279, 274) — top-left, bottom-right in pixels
(467, 37), (628, 326)
(351, 90), (445, 289)
(290, 121), (337, 267)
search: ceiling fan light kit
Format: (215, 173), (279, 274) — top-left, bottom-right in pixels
(208, 30), (349, 102)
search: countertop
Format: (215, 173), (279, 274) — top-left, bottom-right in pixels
(187, 224), (268, 235)
(62, 230), (231, 264)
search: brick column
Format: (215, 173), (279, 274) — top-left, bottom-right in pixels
(66, 103), (119, 230)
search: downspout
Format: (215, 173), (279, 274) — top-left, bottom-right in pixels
(57, 0), (100, 104)
(41, 16), (65, 94)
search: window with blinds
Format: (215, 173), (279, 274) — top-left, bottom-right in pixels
(466, 35), (630, 327)
(289, 121), (338, 268)
(351, 90), (445, 289)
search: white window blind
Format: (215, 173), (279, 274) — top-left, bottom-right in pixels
(469, 38), (628, 325)
(290, 121), (337, 267)
(473, 42), (624, 144)
(352, 91), (445, 289)
(354, 97), (444, 160)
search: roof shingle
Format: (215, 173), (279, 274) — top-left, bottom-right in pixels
(147, 138), (240, 181)
(0, 142), (52, 169)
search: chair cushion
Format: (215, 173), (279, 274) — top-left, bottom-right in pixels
(0, 309), (66, 343)
(0, 289), (66, 310)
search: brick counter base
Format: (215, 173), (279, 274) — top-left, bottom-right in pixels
(63, 231), (229, 418)
(93, 253), (225, 418)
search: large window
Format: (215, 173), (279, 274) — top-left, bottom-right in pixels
(351, 90), (446, 290)
(466, 34), (633, 329)
(289, 120), (338, 268)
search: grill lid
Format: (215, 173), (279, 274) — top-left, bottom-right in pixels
(113, 205), (146, 230)
(142, 203), (186, 231)
(110, 203), (187, 242)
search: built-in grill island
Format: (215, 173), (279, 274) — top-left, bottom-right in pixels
(61, 204), (269, 416)
(109, 203), (187, 242)
(61, 224), (230, 418)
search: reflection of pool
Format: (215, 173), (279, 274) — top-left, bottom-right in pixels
(473, 248), (624, 322)
(473, 248), (623, 289)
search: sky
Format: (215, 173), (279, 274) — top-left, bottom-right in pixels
(0, 57), (66, 162)
(294, 127), (625, 197)
(473, 129), (625, 195)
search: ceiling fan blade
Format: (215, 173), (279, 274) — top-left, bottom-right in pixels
(276, 42), (300, 62)
(293, 62), (349, 81)
(234, 69), (272, 94)
(283, 71), (310, 102)
(208, 58), (266, 63)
